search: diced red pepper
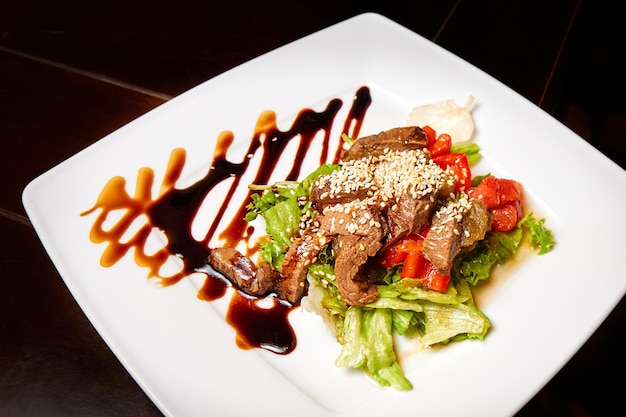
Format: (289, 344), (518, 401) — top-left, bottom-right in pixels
(379, 235), (423, 268)
(429, 133), (452, 157)
(422, 125), (437, 148)
(467, 176), (523, 231)
(415, 259), (450, 293)
(467, 176), (521, 209)
(400, 250), (423, 279)
(433, 152), (471, 193)
(379, 233), (450, 292)
(491, 201), (522, 232)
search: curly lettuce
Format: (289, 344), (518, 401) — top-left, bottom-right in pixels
(453, 212), (556, 286)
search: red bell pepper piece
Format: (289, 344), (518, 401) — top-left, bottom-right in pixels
(433, 152), (471, 193)
(429, 133), (452, 157)
(467, 176), (523, 231)
(379, 233), (450, 292)
(400, 250), (422, 279)
(415, 258), (450, 293)
(379, 235), (423, 268)
(468, 176), (521, 209)
(422, 125), (437, 148)
(491, 201), (523, 232)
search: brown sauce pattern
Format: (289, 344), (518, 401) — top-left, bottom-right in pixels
(81, 86), (372, 354)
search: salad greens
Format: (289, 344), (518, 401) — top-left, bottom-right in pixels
(245, 164), (340, 268)
(305, 263), (491, 389)
(245, 136), (555, 391)
(453, 212), (555, 286)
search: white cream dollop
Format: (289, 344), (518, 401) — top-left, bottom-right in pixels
(407, 96), (476, 144)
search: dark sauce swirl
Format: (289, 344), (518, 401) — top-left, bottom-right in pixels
(81, 86), (372, 354)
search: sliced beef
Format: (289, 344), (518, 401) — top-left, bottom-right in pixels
(275, 231), (329, 304)
(312, 203), (386, 306)
(315, 204), (385, 240)
(459, 201), (492, 248)
(422, 199), (491, 274)
(340, 126), (428, 161)
(382, 193), (434, 251)
(310, 180), (371, 207)
(333, 235), (381, 306)
(379, 169), (457, 251)
(207, 247), (279, 296)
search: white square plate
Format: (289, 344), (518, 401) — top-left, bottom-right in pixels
(23, 12), (626, 417)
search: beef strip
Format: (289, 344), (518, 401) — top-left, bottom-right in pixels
(340, 126), (428, 161)
(380, 169), (457, 251)
(333, 235), (381, 306)
(422, 199), (491, 274)
(382, 193), (434, 251)
(207, 247), (279, 296)
(459, 201), (492, 249)
(313, 203), (386, 305)
(309, 180), (371, 208)
(315, 203), (385, 238)
(275, 231), (329, 304)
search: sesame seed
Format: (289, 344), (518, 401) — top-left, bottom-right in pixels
(314, 148), (450, 211)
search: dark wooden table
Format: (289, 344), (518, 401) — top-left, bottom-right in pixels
(2, 1), (624, 416)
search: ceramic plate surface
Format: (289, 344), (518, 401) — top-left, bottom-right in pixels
(23, 12), (626, 417)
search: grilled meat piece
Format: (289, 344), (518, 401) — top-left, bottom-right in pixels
(314, 203), (386, 306)
(310, 180), (372, 207)
(381, 169), (456, 251)
(315, 203), (385, 239)
(276, 231), (329, 304)
(333, 235), (381, 306)
(207, 247), (279, 296)
(422, 198), (491, 274)
(382, 193), (434, 251)
(341, 126), (428, 161)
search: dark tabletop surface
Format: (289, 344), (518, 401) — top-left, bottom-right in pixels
(2, 1), (625, 416)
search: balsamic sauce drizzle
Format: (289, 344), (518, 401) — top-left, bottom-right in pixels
(81, 86), (372, 354)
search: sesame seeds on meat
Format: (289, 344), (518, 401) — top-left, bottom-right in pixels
(313, 148), (453, 213)
(430, 194), (474, 235)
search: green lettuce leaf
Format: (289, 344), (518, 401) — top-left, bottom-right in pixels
(450, 142), (481, 166)
(419, 301), (490, 346)
(306, 264), (347, 336)
(308, 268), (490, 390)
(335, 307), (413, 390)
(246, 163), (341, 268)
(453, 212), (555, 286)
(519, 212), (556, 255)
(453, 222), (523, 286)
